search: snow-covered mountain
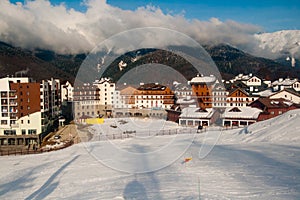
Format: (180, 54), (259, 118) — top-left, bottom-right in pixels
(255, 30), (300, 66)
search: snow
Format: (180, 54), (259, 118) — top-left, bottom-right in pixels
(255, 30), (300, 59)
(1, 110), (300, 199)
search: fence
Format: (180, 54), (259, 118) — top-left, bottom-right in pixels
(83, 127), (211, 142)
(0, 140), (74, 156)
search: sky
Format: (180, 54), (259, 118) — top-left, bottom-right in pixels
(2, 0), (299, 56)
(11, 0), (300, 32)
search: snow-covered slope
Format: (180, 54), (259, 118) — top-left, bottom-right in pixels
(255, 30), (300, 62)
(0, 110), (300, 199)
(221, 109), (300, 144)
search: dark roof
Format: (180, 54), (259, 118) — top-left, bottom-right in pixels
(250, 97), (296, 109)
(228, 87), (249, 97)
(137, 83), (167, 91)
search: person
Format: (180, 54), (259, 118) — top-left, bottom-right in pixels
(197, 125), (203, 133)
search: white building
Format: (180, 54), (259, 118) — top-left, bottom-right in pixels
(61, 81), (74, 102)
(179, 107), (214, 127)
(222, 107), (262, 127)
(212, 81), (228, 108)
(292, 81), (300, 92)
(269, 89), (300, 104)
(271, 78), (298, 92)
(93, 78), (115, 111)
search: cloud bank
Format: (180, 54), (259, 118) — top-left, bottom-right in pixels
(0, 0), (265, 55)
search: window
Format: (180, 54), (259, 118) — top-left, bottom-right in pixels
(28, 120), (30, 124)
(22, 129), (26, 135)
(28, 129), (37, 135)
(21, 120), (23, 124)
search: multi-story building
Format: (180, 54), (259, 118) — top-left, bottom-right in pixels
(189, 74), (216, 109)
(212, 80), (228, 109)
(0, 77), (61, 146)
(227, 88), (258, 107)
(61, 81), (74, 102)
(73, 83), (101, 121)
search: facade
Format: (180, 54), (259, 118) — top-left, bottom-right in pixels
(93, 78), (115, 114)
(292, 81), (300, 92)
(73, 84), (101, 121)
(179, 107), (214, 127)
(269, 88), (300, 104)
(227, 88), (257, 107)
(133, 83), (174, 109)
(73, 78), (116, 121)
(271, 78), (298, 92)
(0, 77), (61, 146)
(212, 81), (228, 109)
(190, 75), (216, 109)
(112, 83), (174, 118)
(61, 81), (74, 102)
(222, 107), (262, 127)
(249, 97), (299, 121)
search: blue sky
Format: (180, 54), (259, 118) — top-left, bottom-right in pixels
(11, 0), (300, 32)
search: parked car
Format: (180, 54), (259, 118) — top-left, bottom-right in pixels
(54, 135), (61, 139)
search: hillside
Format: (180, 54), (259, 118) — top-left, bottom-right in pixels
(0, 42), (75, 82)
(0, 41), (299, 83)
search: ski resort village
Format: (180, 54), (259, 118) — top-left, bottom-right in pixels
(0, 73), (299, 149)
(0, 72), (300, 199)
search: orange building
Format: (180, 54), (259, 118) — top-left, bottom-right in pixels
(190, 75), (216, 109)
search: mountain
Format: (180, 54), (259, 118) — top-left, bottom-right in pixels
(0, 41), (299, 83)
(0, 42), (75, 82)
(204, 44), (300, 81)
(255, 30), (300, 67)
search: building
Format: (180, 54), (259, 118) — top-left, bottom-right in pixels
(271, 78), (298, 92)
(227, 88), (258, 107)
(73, 83), (101, 121)
(249, 97), (299, 121)
(61, 81), (74, 102)
(112, 83), (175, 118)
(0, 77), (61, 146)
(222, 107), (262, 127)
(212, 81), (228, 109)
(189, 74), (216, 109)
(292, 80), (300, 92)
(179, 107), (214, 127)
(133, 83), (174, 109)
(93, 78), (115, 115)
(269, 88), (300, 104)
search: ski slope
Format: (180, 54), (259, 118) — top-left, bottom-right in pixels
(1, 110), (300, 199)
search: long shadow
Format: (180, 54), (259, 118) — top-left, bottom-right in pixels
(0, 161), (54, 197)
(123, 144), (162, 200)
(25, 155), (80, 200)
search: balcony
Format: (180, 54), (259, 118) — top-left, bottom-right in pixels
(9, 102), (18, 106)
(9, 108), (18, 113)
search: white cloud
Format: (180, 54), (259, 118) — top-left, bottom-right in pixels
(0, 0), (263, 54)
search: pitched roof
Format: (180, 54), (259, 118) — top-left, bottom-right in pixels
(269, 88), (300, 98)
(120, 86), (137, 95)
(228, 87), (249, 97)
(179, 107), (214, 119)
(223, 107), (262, 119)
(250, 97), (295, 109)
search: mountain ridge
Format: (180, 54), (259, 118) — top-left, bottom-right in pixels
(0, 41), (299, 83)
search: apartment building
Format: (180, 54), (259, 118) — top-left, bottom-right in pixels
(0, 77), (61, 146)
